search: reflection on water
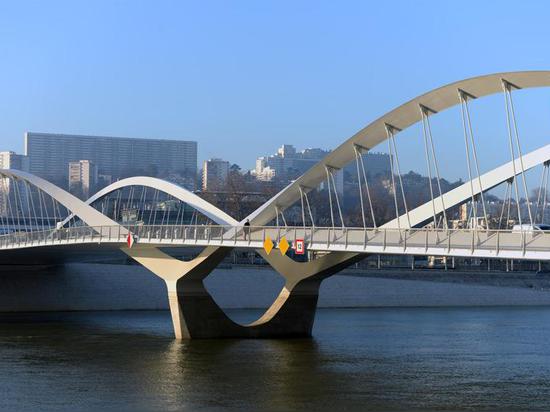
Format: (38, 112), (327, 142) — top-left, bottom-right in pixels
(0, 307), (550, 411)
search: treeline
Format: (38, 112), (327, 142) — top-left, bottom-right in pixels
(199, 169), (466, 226)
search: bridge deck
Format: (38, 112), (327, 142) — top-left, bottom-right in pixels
(1, 225), (549, 261)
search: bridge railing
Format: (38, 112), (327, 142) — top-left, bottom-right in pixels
(122, 223), (547, 257)
(249, 226), (550, 256)
(127, 224), (550, 257)
(0, 225), (127, 248)
(0, 224), (549, 258)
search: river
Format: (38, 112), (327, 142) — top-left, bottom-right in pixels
(0, 307), (549, 411)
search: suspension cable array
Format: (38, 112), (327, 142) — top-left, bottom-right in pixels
(325, 166), (335, 227)
(72, 185), (219, 231)
(299, 186), (315, 228)
(280, 208), (288, 227)
(498, 179), (513, 229)
(534, 162), (550, 223)
(458, 89), (489, 230)
(0, 175), (81, 234)
(420, 105), (448, 229)
(386, 124), (411, 229)
(542, 167), (550, 224)
(354, 144), (377, 228)
(299, 186), (306, 228)
(325, 166), (345, 228)
(503, 80), (533, 227)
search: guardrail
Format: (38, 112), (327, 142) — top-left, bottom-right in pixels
(0, 225), (127, 249)
(0, 224), (549, 260)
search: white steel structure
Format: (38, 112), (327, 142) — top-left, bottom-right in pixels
(3, 142), (550, 260)
(2, 71), (550, 339)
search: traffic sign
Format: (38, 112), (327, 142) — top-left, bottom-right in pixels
(279, 237), (290, 256)
(263, 236), (274, 255)
(127, 232), (135, 248)
(295, 238), (305, 255)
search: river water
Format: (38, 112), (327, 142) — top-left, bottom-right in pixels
(0, 307), (549, 411)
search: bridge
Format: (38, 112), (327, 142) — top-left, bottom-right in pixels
(2, 224), (550, 262)
(2, 71), (550, 339)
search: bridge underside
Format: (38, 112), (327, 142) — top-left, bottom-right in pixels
(0, 243), (210, 265)
(0, 243), (127, 266)
(0, 242), (359, 338)
(121, 245), (364, 339)
(4, 234), (549, 337)
(171, 274), (324, 339)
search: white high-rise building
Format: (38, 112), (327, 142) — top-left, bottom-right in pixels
(254, 144), (391, 195)
(202, 158), (230, 191)
(255, 144), (323, 183)
(0, 151), (29, 171)
(0, 152), (30, 217)
(25, 132), (197, 190)
(69, 160), (98, 199)
(256, 166), (276, 182)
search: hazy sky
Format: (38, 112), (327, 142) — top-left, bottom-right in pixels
(1, 1), (550, 183)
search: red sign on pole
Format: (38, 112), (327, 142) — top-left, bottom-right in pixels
(127, 232), (135, 248)
(295, 239), (305, 255)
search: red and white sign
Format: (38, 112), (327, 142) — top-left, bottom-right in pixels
(127, 232), (135, 248)
(295, 238), (305, 255)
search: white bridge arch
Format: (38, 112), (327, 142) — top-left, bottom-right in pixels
(248, 71), (550, 226)
(2, 70), (550, 340)
(0, 169), (123, 230)
(61, 176), (238, 228)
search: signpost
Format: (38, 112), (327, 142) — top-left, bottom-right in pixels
(295, 238), (305, 255)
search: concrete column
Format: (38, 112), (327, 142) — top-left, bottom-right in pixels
(167, 287), (189, 340)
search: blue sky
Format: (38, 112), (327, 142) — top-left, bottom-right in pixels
(1, 1), (550, 182)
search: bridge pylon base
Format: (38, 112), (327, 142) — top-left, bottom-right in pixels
(167, 277), (322, 339)
(123, 244), (361, 340)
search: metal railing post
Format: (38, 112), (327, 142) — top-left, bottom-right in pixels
(344, 228), (349, 249)
(425, 228), (428, 252)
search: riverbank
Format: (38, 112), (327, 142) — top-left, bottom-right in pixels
(1, 263), (550, 312)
